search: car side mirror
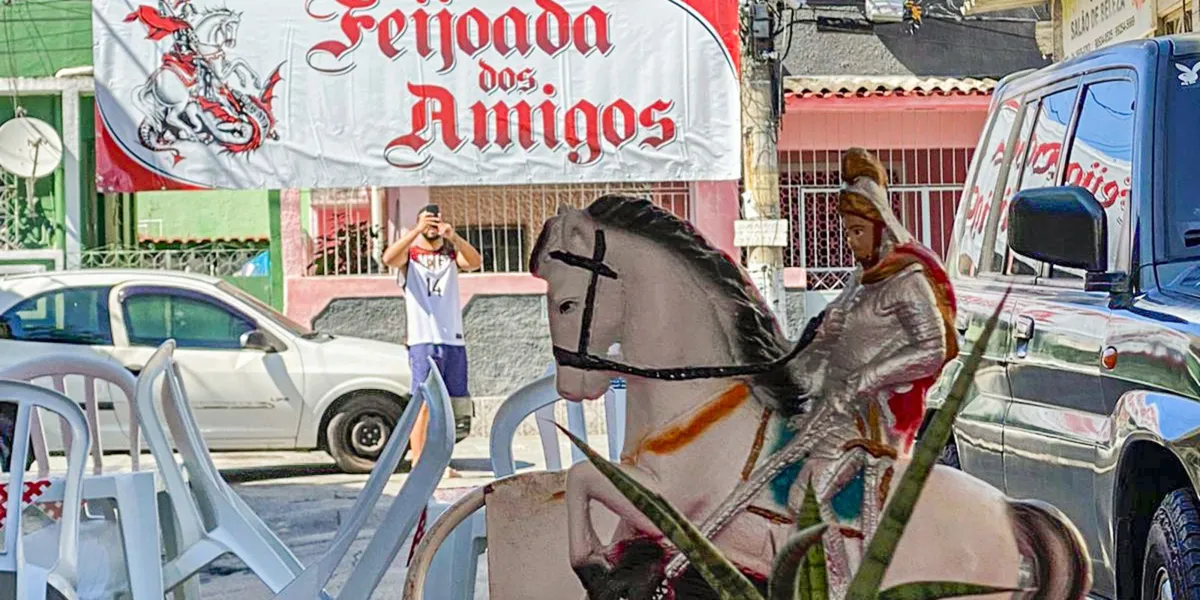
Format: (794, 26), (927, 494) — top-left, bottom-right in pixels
(240, 330), (281, 353)
(1008, 186), (1108, 273)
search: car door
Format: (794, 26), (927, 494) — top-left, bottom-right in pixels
(106, 283), (305, 447)
(936, 94), (1029, 490)
(1000, 74), (1137, 581)
(0, 284), (134, 452)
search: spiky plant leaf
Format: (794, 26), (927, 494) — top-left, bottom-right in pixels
(844, 291), (1010, 600)
(877, 581), (1024, 600)
(557, 424), (765, 600)
(796, 484), (829, 600)
(766, 524), (826, 600)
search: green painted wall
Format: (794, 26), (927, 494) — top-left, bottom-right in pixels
(135, 190), (270, 241)
(0, 0), (92, 78)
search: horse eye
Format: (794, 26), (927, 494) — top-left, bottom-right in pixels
(558, 300), (578, 314)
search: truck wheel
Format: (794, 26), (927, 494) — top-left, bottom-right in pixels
(327, 394), (406, 474)
(1143, 489), (1200, 600)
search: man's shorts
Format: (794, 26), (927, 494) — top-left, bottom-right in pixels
(409, 343), (470, 398)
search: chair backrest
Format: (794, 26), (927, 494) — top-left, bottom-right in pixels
(272, 357), (450, 600)
(335, 357), (455, 600)
(131, 341), (209, 550)
(0, 380), (89, 594)
(0, 355), (140, 476)
(490, 362), (627, 478)
(135, 341), (309, 592)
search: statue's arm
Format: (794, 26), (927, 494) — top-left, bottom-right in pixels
(856, 269), (948, 396)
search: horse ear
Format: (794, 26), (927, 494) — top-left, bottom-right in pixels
(563, 212), (593, 255)
(557, 204), (573, 217)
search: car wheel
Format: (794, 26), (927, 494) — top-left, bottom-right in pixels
(327, 394), (406, 474)
(937, 436), (961, 469)
(1143, 489), (1200, 600)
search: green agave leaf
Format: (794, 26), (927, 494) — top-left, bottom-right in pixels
(768, 523), (827, 600)
(797, 483), (828, 600)
(845, 291), (1011, 600)
(557, 424), (765, 600)
(877, 581), (1025, 600)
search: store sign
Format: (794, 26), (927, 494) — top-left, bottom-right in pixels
(1062, 0), (1156, 59)
(92, 0), (740, 192)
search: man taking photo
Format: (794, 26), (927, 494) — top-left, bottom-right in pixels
(383, 205), (483, 478)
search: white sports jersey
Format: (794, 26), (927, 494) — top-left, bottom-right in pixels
(403, 244), (465, 346)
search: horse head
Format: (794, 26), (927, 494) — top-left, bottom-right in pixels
(533, 195), (801, 407)
(532, 203), (626, 402)
(193, 8), (241, 51)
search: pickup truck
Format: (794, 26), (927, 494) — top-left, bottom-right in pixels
(924, 33), (1200, 600)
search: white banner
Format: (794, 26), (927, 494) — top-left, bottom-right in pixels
(92, 0), (741, 192)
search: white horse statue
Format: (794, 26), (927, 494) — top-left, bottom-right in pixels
(524, 195), (1091, 600)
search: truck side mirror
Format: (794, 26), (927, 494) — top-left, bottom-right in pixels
(1008, 186), (1108, 273)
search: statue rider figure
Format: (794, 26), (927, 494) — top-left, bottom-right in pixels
(780, 148), (959, 595)
(673, 149), (958, 597)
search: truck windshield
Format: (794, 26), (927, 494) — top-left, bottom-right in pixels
(1164, 53), (1200, 262)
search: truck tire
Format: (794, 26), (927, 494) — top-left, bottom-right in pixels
(327, 394), (406, 474)
(1143, 489), (1200, 600)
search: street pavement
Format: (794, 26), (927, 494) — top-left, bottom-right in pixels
(56, 434), (612, 599)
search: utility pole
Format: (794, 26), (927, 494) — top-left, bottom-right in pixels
(736, 0), (791, 330)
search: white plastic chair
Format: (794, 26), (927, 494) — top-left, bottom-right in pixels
(0, 380), (89, 600)
(415, 365), (628, 600)
(133, 341), (317, 596)
(271, 357), (454, 600)
(0, 355), (163, 600)
(0, 354), (142, 478)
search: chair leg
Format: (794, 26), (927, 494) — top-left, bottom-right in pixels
(115, 476), (164, 600)
(158, 493), (201, 600)
(17, 563), (53, 600)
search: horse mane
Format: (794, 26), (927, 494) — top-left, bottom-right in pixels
(571, 195), (806, 414)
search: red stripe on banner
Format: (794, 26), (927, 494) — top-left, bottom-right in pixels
(95, 104), (207, 193)
(682, 0), (740, 74)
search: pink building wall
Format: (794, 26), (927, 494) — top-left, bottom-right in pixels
(778, 94), (990, 286)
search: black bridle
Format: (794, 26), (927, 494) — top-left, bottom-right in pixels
(546, 230), (819, 382)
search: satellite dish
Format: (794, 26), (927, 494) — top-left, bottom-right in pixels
(0, 117), (63, 179)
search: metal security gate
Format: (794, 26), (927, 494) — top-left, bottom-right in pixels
(784, 184), (961, 291)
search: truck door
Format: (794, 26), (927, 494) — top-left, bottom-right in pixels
(1001, 74), (1136, 587)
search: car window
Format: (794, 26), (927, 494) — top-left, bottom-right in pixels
(1048, 78), (1135, 281)
(0, 287), (113, 345)
(953, 98), (1021, 277)
(990, 98), (1039, 275)
(996, 86), (1079, 277)
(1164, 54), (1200, 263)
(123, 291), (255, 349)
